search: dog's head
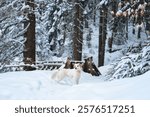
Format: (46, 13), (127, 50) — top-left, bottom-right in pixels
(73, 63), (83, 71)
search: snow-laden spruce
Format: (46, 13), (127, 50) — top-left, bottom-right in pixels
(108, 45), (150, 80)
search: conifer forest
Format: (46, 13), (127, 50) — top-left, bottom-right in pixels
(0, 0), (150, 79)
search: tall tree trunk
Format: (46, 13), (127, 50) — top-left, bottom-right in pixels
(108, 0), (117, 53)
(98, 8), (108, 67)
(126, 11), (128, 40)
(93, 0), (97, 25)
(23, 0), (36, 70)
(73, 0), (83, 61)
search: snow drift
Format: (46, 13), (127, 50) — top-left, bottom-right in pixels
(0, 69), (150, 100)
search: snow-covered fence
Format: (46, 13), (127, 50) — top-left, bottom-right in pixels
(0, 57), (101, 76)
(0, 61), (64, 73)
(36, 61), (64, 70)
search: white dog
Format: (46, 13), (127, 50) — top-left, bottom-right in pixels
(51, 63), (82, 85)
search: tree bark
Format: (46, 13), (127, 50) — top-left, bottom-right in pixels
(73, 0), (83, 61)
(108, 0), (117, 53)
(98, 8), (108, 67)
(93, 0), (97, 25)
(23, 0), (36, 70)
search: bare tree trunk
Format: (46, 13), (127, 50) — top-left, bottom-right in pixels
(23, 0), (36, 70)
(93, 0), (97, 25)
(98, 8), (108, 67)
(126, 11), (128, 40)
(108, 0), (117, 53)
(73, 0), (83, 61)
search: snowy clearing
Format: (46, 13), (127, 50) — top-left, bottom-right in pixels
(0, 69), (150, 100)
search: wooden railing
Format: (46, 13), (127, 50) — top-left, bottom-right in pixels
(0, 61), (65, 72)
(0, 57), (101, 76)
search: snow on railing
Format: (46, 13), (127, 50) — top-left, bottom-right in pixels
(0, 61), (65, 73)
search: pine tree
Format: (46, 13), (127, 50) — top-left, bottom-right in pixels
(0, 0), (25, 67)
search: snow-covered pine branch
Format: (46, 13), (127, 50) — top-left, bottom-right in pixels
(108, 45), (150, 80)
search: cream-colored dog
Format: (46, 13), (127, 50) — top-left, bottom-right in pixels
(51, 63), (82, 85)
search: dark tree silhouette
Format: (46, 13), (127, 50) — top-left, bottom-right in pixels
(98, 6), (108, 66)
(73, 0), (84, 61)
(23, 0), (36, 70)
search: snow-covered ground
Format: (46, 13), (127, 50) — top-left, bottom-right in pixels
(0, 68), (150, 100)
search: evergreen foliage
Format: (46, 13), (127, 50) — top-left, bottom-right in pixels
(109, 44), (150, 80)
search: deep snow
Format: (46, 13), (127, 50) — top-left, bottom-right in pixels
(0, 68), (150, 100)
